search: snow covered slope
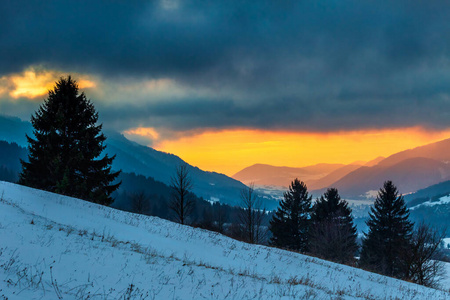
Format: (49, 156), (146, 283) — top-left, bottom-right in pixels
(410, 194), (450, 209)
(0, 181), (449, 299)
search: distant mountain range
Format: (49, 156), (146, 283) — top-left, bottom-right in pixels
(377, 139), (450, 167)
(233, 157), (387, 191)
(234, 139), (450, 199)
(3, 113), (450, 204)
(0, 115), (33, 147)
(232, 163), (346, 187)
(104, 131), (275, 207)
(405, 179), (450, 207)
(404, 180), (450, 207)
(307, 164), (363, 190)
(232, 162), (372, 191)
(325, 139), (450, 198)
(322, 157), (450, 198)
(401, 180), (450, 234)
(0, 114), (278, 209)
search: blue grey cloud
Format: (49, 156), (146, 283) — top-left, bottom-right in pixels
(2, 0), (450, 132)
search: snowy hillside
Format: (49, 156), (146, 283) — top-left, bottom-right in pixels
(0, 181), (449, 299)
(410, 194), (450, 209)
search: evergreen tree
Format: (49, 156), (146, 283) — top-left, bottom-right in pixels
(269, 179), (312, 252)
(309, 188), (358, 264)
(19, 76), (120, 205)
(360, 181), (413, 277)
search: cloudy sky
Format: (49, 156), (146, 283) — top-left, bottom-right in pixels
(1, 0), (450, 175)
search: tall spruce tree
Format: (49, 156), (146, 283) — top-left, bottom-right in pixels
(360, 181), (413, 277)
(309, 188), (358, 264)
(269, 179), (312, 252)
(19, 76), (120, 205)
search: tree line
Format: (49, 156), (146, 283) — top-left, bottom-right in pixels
(268, 179), (445, 287)
(17, 76), (445, 288)
(166, 162), (445, 287)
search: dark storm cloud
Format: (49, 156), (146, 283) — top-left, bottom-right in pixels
(2, 0), (450, 132)
(98, 92), (450, 134)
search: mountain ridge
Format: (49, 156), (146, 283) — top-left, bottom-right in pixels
(232, 163), (346, 187)
(377, 138), (450, 167)
(235, 138), (450, 199)
(0, 115), (264, 208)
(315, 157), (450, 198)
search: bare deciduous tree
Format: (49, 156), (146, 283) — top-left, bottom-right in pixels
(309, 217), (357, 265)
(169, 164), (195, 225)
(239, 184), (266, 244)
(130, 191), (150, 215)
(403, 223), (446, 287)
(215, 204), (227, 233)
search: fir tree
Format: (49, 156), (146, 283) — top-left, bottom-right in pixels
(19, 76), (120, 205)
(360, 181), (413, 277)
(269, 179), (312, 252)
(309, 188), (358, 264)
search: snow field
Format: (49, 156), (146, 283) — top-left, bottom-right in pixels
(0, 181), (449, 299)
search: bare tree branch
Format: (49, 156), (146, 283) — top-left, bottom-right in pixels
(403, 222), (446, 287)
(238, 183), (266, 244)
(169, 164), (195, 225)
(130, 191), (150, 215)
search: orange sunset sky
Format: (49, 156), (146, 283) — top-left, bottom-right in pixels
(124, 127), (450, 176)
(3, 0), (450, 178)
(1, 68), (450, 176)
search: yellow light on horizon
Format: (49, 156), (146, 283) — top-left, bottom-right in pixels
(124, 127), (450, 176)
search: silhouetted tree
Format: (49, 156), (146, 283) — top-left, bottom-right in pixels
(403, 223), (445, 287)
(0, 141), (28, 182)
(238, 184), (266, 244)
(19, 76), (120, 205)
(169, 164), (195, 224)
(360, 181), (413, 277)
(269, 179), (312, 252)
(0, 166), (16, 182)
(196, 206), (214, 230)
(214, 203), (228, 233)
(309, 188), (357, 264)
(130, 191), (150, 215)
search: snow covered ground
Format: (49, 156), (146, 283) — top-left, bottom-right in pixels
(443, 262), (450, 289)
(410, 194), (450, 209)
(0, 181), (449, 299)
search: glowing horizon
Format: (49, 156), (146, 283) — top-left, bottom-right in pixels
(124, 127), (450, 176)
(2, 67), (450, 178)
(3, 2), (450, 183)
